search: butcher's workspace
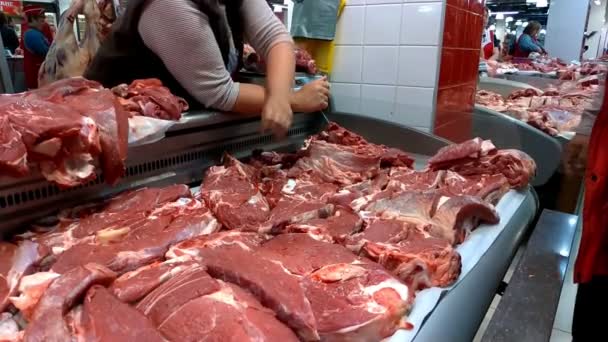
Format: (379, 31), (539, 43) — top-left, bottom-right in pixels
(0, 0), (604, 341)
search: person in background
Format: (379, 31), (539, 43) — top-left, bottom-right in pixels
(513, 21), (546, 58)
(0, 12), (19, 54)
(23, 6), (50, 89)
(562, 79), (608, 342)
(481, 7), (499, 61)
(86, 0), (330, 137)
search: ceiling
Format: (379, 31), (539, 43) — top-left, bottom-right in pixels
(486, 0), (551, 26)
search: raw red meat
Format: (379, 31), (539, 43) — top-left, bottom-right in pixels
(50, 197), (219, 274)
(23, 264), (116, 342)
(110, 257), (196, 303)
(59, 88), (129, 184)
(136, 265), (298, 342)
(349, 218), (461, 291)
(428, 138), (536, 188)
(259, 234), (412, 341)
(363, 190), (499, 245)
(80, 285), (165, 342)
(167, 235), (318, 341)
(0, 241), (39, 313)
(201, 155), (271, 230)
(286, 206), (362, 243)
(111, 79), (188, 120)
(295, 48), (318, 74)
(0, 77), (132, 187)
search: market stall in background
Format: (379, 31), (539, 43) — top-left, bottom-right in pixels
(0, 0), (601, 341)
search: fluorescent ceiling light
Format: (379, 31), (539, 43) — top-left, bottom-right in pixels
(526, 0), (537, 3)
(537, 0), (548, 7)
(595, 0), (601, 5)
(540, 29), (547, 34)
(496, 13), (504, 20)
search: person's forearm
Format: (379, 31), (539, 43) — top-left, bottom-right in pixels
(265, 41), (295, 98)
(490, 48), (499, 61)
(231, 83), (304, 114)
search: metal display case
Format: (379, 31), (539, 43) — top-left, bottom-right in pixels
(0, 111), (538, 342)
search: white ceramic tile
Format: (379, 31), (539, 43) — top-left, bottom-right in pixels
(364, 5), (402, 45)
(401, 2), (442, 45)
(346, 0), (365, 5)
(398, 46), (438, 87)
(366, 0), (401, 4)
(473, 307), (496, 342)
(394, 86), (434, 127)
(330, 83), (362, 114)
(550, 329), (572, 342)
(331, 46), (363, 83)
(362, 46), (399, 84)
(335, 6), (365, 45)
(361, 85), (396, 120)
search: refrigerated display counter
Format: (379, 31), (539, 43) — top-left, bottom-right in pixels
(0, 111), (538, 342)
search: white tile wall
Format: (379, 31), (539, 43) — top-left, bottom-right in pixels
(330, 0), (445, 132)
(364, 5), (402, 45)
(331, 46), (363, 83)
(362, 46), (399, 84)
(331, 83), (362, 114)
(334, 6), (364, 45)
(401, 3), (443, 45)
(395, 86), (434, 127)
(361, 85), (396, 120)
(398, 46), (439, 87)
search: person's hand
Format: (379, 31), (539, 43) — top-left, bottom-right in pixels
(562, 134), (590, 177)
(261, 94), (293, 139)
(291, 76), (330, 113)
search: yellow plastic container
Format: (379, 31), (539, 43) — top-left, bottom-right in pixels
(294, 0), (346, 74)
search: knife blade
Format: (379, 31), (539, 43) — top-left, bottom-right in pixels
(320, 110), (330, 124)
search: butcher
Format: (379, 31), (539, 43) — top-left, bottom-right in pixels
(85, 0), (330, 137)
(563, 80), (607, 341)
(480, 7), (499, 61)
(512, 21), (546, 58)
(22, 6), (52, 89)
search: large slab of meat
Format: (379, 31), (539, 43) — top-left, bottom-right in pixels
(0, 77), (188, 188)
(0, 124), (536, 341)
(476, 77), (599, 136)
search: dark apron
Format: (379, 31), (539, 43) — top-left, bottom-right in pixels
(84, 0), (243, 109)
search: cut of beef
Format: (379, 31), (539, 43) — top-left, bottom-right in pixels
(10, 272), (60, 320)
(289, 139), (382, 185)
(428, 138), (536, 188)
(32, 185), (192, 266)
(259, 234), (412, 341)
(329, 171), (390, 210)
(265, 197), (334, 234)
(348, 218), (461, 291)
(363, 190), (499, 245)
(259, 170), (338, 209)
(110, 256), (196, 303)
(136, 265), (298, 342)
(201, 155), (270, 230)
(111, 79), (188, 120)
(79, 285), (165, 342)
(388, 169), (510, 204)
(50, 197), (219, 274)
(0, 241), (39, 313)
(167, 231), (266, 259)
(317, 123), (414, 168)
(23, 264), (116, 342)
(0, 97), (101, 187)
(286, 206), (362, 243)
(58, 88), (129, 184)
(167, 239), (318, 341)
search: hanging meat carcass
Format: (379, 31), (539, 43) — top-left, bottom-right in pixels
(38, 0), (119, 87)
